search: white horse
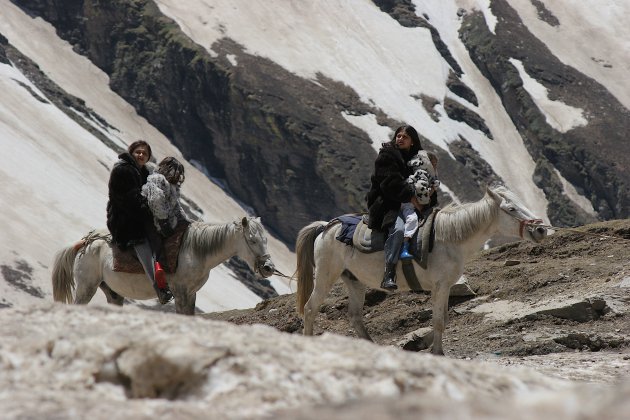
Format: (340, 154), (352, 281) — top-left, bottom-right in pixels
(52, 217), (275, 315)
(295, 186), (548, 355)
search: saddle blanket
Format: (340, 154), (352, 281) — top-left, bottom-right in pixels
(334, 208), (439, 269)
(112, 221), (189, 274)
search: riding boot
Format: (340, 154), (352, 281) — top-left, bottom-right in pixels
(380, 263), (397, 290)
(153, 261), (173, 304)
(154, 261), (167, 289)
(399, 241), (413, 260)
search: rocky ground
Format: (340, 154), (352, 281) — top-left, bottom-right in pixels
(204, 219), (630, 383)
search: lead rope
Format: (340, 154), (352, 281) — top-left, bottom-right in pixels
(272, 268), (294, 280)
(539, 224), (630, 243)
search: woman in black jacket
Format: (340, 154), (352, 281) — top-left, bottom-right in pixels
(106, 140), (172, 304)
(366, 125), (423, 290)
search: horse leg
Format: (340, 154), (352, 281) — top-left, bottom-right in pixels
(303, 263), (342, 336)
(341, 271), (372, 341)
(74, 279), (100, 304)
(73, 257), (102, 305)
(430, 282), (451, 356)
(172, 283), (196, 315)
(98, 282), (124, 306)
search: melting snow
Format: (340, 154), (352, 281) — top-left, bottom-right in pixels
(510, 59), (587, 133)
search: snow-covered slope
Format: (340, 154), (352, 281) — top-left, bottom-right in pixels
(0, 1), (294, 311)
(152, 0), (629, 223)
(154, 0), (551, 215)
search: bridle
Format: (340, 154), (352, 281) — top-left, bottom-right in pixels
(242, 227), (271, 275)
(241, 223), (293, 279)
(499, 207), (543, 239)
(518, 218), (544, 239)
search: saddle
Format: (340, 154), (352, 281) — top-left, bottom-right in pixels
(83, 222), (189, 274)
(353, 209), (438, 264)
(351, 207), (440, 291)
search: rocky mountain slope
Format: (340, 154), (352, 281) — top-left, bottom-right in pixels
(205, 219), (630, 377)
(9, 0), (629, 245)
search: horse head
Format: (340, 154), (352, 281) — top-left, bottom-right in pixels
(487, 186), (548, 243)
(239, 217), (275, 278)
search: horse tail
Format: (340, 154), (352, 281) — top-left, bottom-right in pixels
(295, 221), (326, 315)
(51, 241), (81, 303)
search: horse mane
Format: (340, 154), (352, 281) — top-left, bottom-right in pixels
(434, 190), (498, 242)
(181, 221), (233, 259)
(181, 217), (263, 260)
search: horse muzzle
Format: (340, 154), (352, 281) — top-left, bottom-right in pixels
(256, 255), (275, 278)
(528, 224), (548, 243)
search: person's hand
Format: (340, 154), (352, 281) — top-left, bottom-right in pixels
(411, 196), (423, 212)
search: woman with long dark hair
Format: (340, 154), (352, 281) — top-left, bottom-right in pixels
(366, 125), (423, 290)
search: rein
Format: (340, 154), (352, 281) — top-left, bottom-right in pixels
(240, 222), (280, 277)
(539, 224), (630, 242)
(240, 224), (294, 280)
(272, 268), (294, 280)
(498, 207), (543, 239)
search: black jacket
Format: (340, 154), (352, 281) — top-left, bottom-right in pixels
(366, 145), (415, 231)
(106, 153), (152, 249)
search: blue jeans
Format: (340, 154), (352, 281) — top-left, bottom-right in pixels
(384, 212), (405, 265)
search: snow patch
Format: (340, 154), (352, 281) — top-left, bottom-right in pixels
(510, 59), (587, 133)
(341, 112), (392, 151)
(553, 169), (597, 217)
(226, 54), (237, 66)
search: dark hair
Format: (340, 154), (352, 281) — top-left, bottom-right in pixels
(127, 140), (152, 160)
(157, 156), (185, 186)
(389, 125), (422, 155)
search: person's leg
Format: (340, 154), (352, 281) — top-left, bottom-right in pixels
(144, 219), (167, 269)
(401, 212), (418, 259)
(133, 239), (172, 304)
(143, 219), (171, 293)
(133, 240), (155, 284)
(381, 215), (405, 290)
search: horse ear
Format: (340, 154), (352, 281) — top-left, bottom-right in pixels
(242, 217), (248, 228)
(486, 186), (499, 201)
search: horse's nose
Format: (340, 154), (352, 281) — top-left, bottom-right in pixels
(532, 226), (547, 242)
(260, 260), (275, 278)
